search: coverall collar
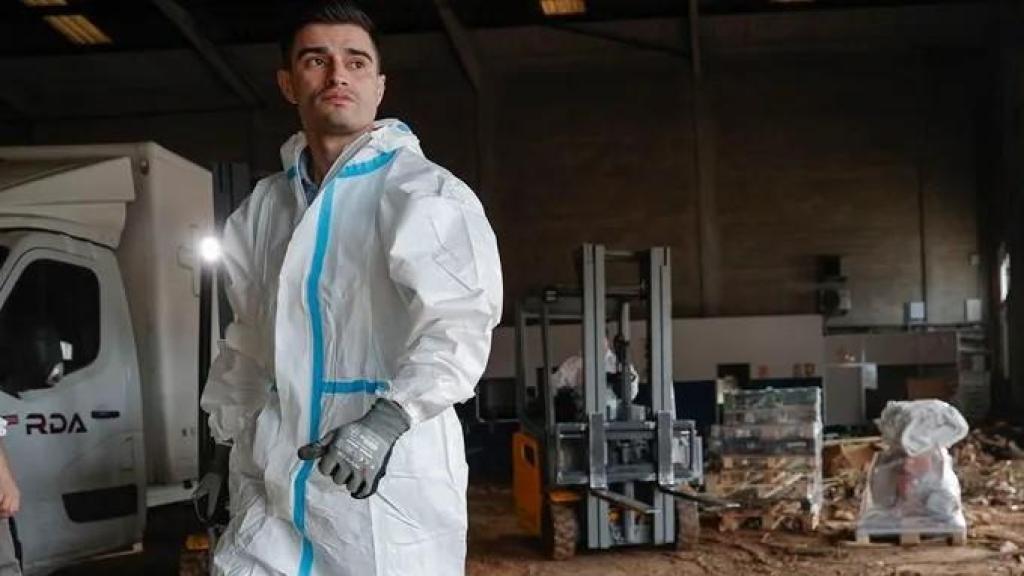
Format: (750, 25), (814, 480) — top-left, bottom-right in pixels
(280, 119), (423, 207)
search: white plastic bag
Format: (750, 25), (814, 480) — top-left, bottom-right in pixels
(877, 400), (968, 457)
(857, 400), (968, 536)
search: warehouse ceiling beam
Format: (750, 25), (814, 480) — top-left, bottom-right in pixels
(431, 0), (495, 204)
(544, 22), (689, 58)
(687, 0), (721, 315)
(149, 0), (262, 108)
(432, 0), (484, 93)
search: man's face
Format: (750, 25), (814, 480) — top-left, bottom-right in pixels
(277, 23), (385, 138)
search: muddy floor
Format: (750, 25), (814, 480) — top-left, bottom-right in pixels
(52, 482), (1024, 575)
(466, 485), (1024, 576)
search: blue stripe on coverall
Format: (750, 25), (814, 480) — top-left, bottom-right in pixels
(324, 380), (389, 395)
(292, 149), (398, 576)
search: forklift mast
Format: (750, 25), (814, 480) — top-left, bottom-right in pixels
(513, 245), (703, 553)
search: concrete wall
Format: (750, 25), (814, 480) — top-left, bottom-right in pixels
(713, 50), (983, 326)
(485, 6), (988, 325)
(674, 315), (824, 381)
(825, 331), (958, 366)
(489, 50), (703, 316)
(0, 4), (992, 326)
(483, 314), (824, 383)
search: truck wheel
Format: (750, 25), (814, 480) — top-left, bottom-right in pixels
(675, 500), (700, 551)
(544, 503), (579, 561)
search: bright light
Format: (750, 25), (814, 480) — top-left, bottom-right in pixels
(540, 0), (585, 16)
(43, 14), (112, 46)
(1000, 252), (1011, 303)
(199, 236), (222, 263)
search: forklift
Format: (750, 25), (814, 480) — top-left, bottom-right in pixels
(512, 245), (717, 559)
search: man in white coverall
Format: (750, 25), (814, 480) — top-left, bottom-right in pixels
(195, 2), (503, 574)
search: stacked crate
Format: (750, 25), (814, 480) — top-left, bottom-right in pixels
(708, 387), (823, 532)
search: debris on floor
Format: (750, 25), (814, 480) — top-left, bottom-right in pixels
(466, 484), (1024, 576)
(822, 435), (881, 537)
(955, 424), (1024, 508)
(463, 414), (1024, 575)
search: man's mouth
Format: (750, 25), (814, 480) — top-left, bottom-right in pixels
(320, 90), (355, 105)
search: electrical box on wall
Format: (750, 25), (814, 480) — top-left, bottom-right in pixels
(816, 255), (850, 317)
(816, 255), (846, 283)
(817, 287), (851, 317)
(904, 301), (926, 325)
(965, 299), (983, 323)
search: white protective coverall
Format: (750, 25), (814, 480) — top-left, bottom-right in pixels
(202, 119), (503, 576)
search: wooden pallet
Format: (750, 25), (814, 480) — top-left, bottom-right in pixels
(707, 471), (818, 502)
(719, 455), (819, 471)
(853, 529), (966, 547)
(713, 469), (816, 483)
(715, 503), (820, 533)
(711, 438), (820, 456)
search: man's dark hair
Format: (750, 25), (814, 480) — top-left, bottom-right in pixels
(279, 1), (382, 72)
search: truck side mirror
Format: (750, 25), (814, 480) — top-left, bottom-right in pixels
(0, 324), (64, 398)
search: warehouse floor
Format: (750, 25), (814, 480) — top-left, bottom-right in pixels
(466, 485), (1024, 576)
(50, 483), (1024, 576)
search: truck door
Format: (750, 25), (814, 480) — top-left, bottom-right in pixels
(0, 245), (145, 574)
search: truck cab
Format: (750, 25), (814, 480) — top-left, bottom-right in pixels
(0, 230), (146, 574)
(0, 144), (214, 574)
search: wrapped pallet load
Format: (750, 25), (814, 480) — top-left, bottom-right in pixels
(708, 387), (823, 532)
(856, 400), (969, 544)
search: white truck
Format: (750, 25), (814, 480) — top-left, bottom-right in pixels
(0, 143), (215, 574)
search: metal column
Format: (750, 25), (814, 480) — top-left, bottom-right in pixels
(650, 247), (676, 545)
(583, 244), (611, 549)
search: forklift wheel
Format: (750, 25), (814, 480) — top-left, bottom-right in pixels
(544, 503), (579, 561)
(675, 500), (700, 551)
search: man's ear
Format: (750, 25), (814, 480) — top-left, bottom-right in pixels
(277, 68), (298, 105)
(375, 74), (386, 106)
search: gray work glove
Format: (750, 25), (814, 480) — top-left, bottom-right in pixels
(192, 443), (229, 524)
(297, 398), (410, 499)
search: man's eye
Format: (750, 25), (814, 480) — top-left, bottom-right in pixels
(349, 60), (366, 70)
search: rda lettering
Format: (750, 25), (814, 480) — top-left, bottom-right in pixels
(24, 413), (87, 435)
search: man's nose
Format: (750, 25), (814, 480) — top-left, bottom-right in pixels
(327, 61), (350, 86)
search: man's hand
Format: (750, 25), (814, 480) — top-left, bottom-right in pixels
(297, 398), (410, 499)
(192, 471), (224, 523)
(192, 443), (229, 524)
(0, 474), (18, 518)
